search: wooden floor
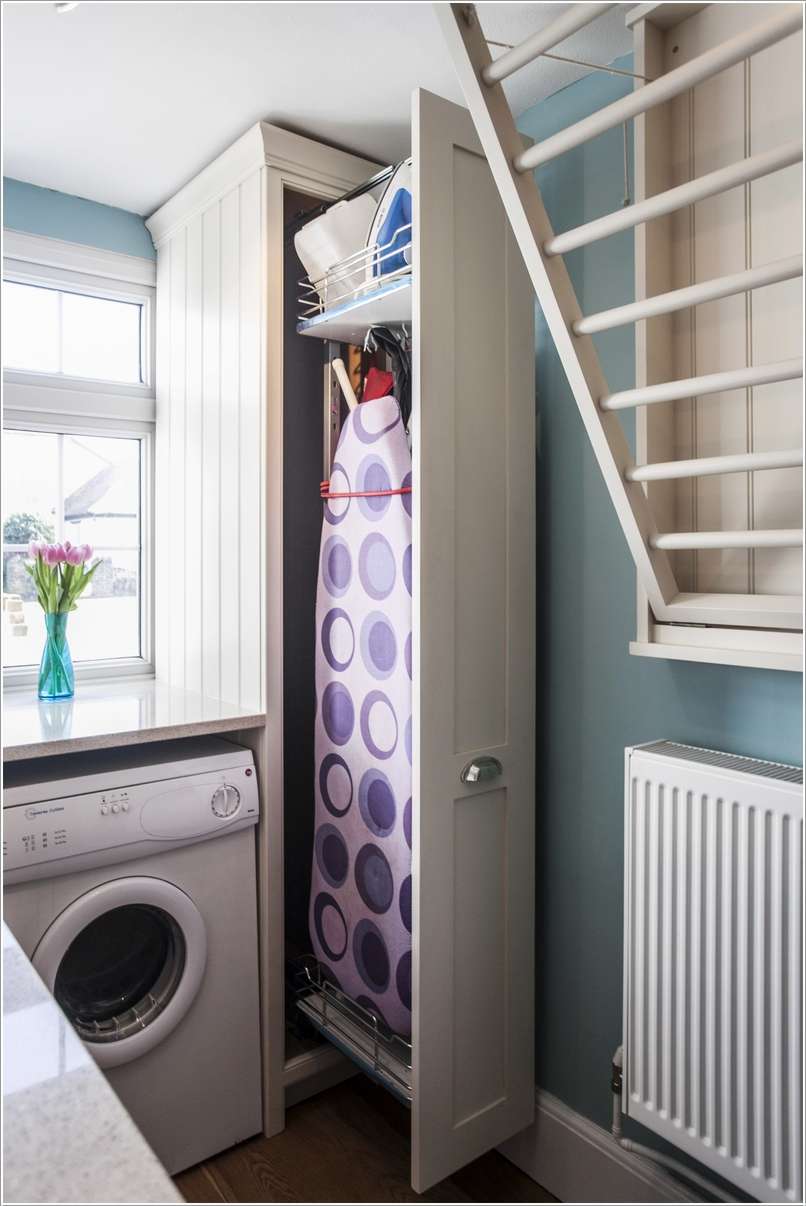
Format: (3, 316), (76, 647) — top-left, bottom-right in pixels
(175, 1076), (556, 1203)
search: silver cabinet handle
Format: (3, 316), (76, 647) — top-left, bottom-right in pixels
(460, 756), (503, 784)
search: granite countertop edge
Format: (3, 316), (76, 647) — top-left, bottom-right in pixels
(3, 710), (267, 762)
(2, 923), (183, 1205)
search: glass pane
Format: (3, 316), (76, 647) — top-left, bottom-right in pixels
(1, 280), (142, 384)
(61, 291), (142, 384)
(1, 429), (59, 540)
(2, 281), (60, 373)
(63, 433), (141, 547)
(2, 549), (141, 667)
(2, 428), (142, 668)
(69, 549), (141, 661)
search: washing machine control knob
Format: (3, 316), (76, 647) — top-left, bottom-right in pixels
(211, 784), (241, 818)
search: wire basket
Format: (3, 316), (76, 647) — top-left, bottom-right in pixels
(292, 956), (413, 1103)
(299, 223), (413, 320)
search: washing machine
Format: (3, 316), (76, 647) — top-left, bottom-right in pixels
(3, 736), (263, 1174)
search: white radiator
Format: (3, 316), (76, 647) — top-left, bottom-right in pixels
(624, 741), (803, 1203)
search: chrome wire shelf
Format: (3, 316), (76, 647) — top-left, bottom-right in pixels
(298, 224), (412, 321)
(293, 957), (412, 1104)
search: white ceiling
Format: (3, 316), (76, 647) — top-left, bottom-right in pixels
(2, 2), (633, 217)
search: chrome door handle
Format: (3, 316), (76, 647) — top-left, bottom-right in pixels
(460, 756), (503, 784)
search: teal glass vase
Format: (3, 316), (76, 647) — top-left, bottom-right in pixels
(38, 613), (75, 701)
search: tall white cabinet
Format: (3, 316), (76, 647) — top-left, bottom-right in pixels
(146, 91), (535, 1192)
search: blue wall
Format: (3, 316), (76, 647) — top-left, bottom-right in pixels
(3, 178), (155, 259)
(518, 62), (803, 1131)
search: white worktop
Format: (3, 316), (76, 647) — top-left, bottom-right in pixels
(2, 678), (265, 762)
(2, 923), (182, 1205)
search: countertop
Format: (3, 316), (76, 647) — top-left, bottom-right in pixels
(2, 922), (182, 1205)
(2, 678), (265, 762)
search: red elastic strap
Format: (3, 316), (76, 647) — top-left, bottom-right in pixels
(320, 481), (412, 501)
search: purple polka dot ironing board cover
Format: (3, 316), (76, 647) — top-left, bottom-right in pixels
(309, 393), (413, 1038)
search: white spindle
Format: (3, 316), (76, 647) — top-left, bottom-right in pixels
(482, 3), (615, 85)
(515, 7), (804, 171)
(545, 143), (803, 257)
(651, 529), (803, 552)
(574, 256), (803, 335)
(601, 358), (803, 411)
(627, 448), (803, 483)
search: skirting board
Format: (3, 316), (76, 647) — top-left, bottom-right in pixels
(497, 1089), (702, 1204)
(283, 1042), (357, 1108)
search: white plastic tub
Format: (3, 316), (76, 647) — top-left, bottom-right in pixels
(294, 193), (377, 303)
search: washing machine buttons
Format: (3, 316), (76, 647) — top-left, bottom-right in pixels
(211, 784), (241, 818)
(100, 794), (130, 816)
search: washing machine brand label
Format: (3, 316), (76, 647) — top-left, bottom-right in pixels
(25, 805), (65, 819)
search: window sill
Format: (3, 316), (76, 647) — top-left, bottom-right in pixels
(2, 678), (266, 763)
(4, 659), (155, 692)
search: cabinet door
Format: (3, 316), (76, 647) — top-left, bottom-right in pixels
(411, 87), (536, 1191)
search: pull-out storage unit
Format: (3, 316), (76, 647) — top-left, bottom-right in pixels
(146, 94), (535, 1192)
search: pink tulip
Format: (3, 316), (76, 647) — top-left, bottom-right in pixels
(64, 540), (72, 552)
(44, 544), (66, 565)
(65, 546), (83, 565)
(28, 541), (44, 559)
(79, 544), (94, 563)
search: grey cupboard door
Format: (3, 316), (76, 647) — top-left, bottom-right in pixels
(410, 87), (536, 1192)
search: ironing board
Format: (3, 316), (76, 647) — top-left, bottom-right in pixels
(309, 394), (413, 1038)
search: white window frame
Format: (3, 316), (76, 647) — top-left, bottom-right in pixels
(2, 231), (156, 687)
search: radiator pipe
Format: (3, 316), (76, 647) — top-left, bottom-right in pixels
(610, 1047), (736, 1203)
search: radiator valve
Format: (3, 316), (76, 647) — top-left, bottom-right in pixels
(610, 1044), (624, 1095)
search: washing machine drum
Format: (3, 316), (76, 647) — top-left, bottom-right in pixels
(33, 877), (207, 1069)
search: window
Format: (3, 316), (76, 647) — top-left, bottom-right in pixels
(2, 235), (155, 682)
(3, 427), (145, 668)
(3, 282), (144, 384)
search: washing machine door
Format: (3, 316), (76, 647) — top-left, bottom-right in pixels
(32, 876), (207, 1069)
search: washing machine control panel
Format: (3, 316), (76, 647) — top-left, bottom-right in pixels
(211, 784), (241, 818)
(99, 790), (130, 816)
(3, 763), (259, 884)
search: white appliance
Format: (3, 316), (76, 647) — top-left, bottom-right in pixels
(624, 741), (803, 1204)
(3, 736), (263, 1174)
